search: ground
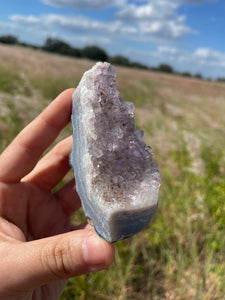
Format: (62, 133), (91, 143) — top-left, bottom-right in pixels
(0, 44), (225, 300)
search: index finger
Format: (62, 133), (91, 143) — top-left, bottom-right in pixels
(0, 88), (75, 183)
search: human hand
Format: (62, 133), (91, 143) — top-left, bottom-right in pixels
(0, 89), (115, 300)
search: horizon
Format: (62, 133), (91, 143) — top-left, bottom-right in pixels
(0, 0), (225, 79)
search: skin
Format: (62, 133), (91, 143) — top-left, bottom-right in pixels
(0, 89), (115, 300)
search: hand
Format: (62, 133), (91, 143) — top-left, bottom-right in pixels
(0, 89), (115, 300)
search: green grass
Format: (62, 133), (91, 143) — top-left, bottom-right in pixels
(0, 67), (22, 94)
(0, 99), (25, 152)
(120, 78), (161, 107)
(0, 45), (225, 300)
(31, 75), (79, 100)
(60, 124), (225, 300)
(0, 66), (32, 96)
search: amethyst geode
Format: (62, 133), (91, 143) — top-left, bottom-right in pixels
(70, 62), (160, 242)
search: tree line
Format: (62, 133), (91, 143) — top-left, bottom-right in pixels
(0, 34), (221, 81)
(0, 35), (148, 69)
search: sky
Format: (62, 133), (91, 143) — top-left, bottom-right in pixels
(0, 0), (225, 79)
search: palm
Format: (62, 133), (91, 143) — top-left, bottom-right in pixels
(1, 182), (72, 242)
(0, 144), (80, 300)
(0, 186), (70, 300)
(0, 90), (114, 300)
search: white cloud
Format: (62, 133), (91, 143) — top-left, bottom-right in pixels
(115, 1), (191, 39)
(43, 0), (214, 10)
(194, 48), (212, 58)
(178, 0), (217, 4)
(194, 48), (225, 67)
(0, 20), (17, 37)
(0, 19), (53, 45)
(158, 46), (180, 55)
(40, 0), (204, 41)
(9, 11), (191, 44)
(156, 46), (225, 69)
(125, 46), (225, 78)
(10, 14), (128, 35)
(10, 15), (40, 25)
(116, 1), (178, 22)
(0, 0), (222, 80)
(9, 0), (201, 48)
(66, 35), (111, 46)
(42, 0), (126, 10)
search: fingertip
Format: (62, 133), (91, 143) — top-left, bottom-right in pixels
(59, 88), (75, 99)
(104, 239), (115, 268)
(82, 231), (115, 271)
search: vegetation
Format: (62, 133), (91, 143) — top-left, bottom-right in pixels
(0, 34), (18, 44)
(43, 38), (82, 57)
(82, 45), (108, 61)
(0, 45), (225, 299)
(181, 72), (190, 78)
(0, 34), (215, 79)
(194, 73), (203, 79)
(158, 63), (174, 74)
(109, 55), (131, 66)
(217, 77), (225, 82)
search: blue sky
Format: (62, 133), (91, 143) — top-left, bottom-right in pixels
(0, 0), (225, 78)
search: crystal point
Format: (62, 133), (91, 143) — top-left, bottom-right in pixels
(70, 62), (160, 243)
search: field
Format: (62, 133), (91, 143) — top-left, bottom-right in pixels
(0, 44), (225, 300)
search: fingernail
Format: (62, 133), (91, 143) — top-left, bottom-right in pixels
(82, 235), (106, 271)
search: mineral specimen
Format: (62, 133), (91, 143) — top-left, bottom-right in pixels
(70, 62), (160, 243)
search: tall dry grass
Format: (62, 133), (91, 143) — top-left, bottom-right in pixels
(0, 44), (225, 299)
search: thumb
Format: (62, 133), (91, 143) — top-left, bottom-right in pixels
(1, 227), (114, 293)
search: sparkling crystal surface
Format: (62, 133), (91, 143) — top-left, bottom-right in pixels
(70, 62), (160, 242)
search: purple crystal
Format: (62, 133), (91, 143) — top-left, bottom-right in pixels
(70, 62), (160, 243)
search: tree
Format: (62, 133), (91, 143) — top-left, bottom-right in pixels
(217, 77), (225, 82)
(109, 55), (130, 66)
(194, 73), (203, 79)
(0, 35), (18, 44)
(158, 63), (174, 74)
(182, 72), (191, 77)
(82, 45), (108, 61)
(130, 61), (148, 70)
(43, 38), (81, 57)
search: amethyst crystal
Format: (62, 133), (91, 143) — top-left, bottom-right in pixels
(70, 62), (160, 243)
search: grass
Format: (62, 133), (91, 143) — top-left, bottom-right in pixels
(0, 67), (23, 94)
(31, 75), (79, 100)
(0, 44), (225, 299)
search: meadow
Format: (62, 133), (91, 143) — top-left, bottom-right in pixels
(0, 44), (225, 300)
